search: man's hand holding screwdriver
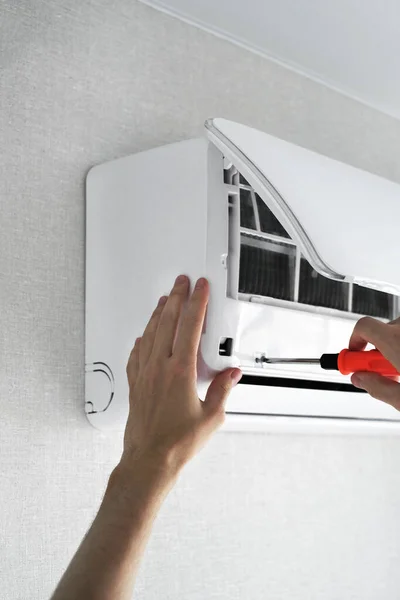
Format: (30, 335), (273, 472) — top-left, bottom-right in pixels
(350, 316), (400, 409)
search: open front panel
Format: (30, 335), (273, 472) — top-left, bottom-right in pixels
(207, 118), (400, 294)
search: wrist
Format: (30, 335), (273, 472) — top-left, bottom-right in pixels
(109, 450), (179, 498)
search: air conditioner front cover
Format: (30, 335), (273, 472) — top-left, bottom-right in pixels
(206, 118), (400, 294)
(85, 121), (400, 431)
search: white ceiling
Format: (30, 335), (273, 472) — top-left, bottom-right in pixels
(140, 0), (400, 119)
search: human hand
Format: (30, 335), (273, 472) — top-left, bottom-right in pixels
(349, 316), (400, 410)
(121, 275), (242, 477)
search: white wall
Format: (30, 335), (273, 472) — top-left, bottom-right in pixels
(1, 1), (400, 598)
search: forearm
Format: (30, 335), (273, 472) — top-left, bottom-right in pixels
(51, 456), (177, 600)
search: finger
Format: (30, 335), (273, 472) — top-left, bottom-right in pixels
(352, 372), (400, 410)
(152, 275), (190, 358)
(204, 368), (242, 416)
(349, 316), (390, 351)
(349, 316), (400, 370)
(126, 337), (141, 401)
(127, 336), (141, 377)
(173, 277), (209, 365)
(139, 295), (168, 367)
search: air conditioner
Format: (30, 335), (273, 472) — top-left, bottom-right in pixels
(85, 118), (400, 433)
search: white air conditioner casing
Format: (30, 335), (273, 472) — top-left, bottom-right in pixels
(85, 118), (400, 432)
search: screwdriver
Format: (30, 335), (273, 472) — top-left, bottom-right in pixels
(257, 349), (399, 377)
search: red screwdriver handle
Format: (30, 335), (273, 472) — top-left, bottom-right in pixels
(338, 349), (399, 376)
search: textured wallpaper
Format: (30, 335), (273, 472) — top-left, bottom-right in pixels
(1, 1), (400, 598)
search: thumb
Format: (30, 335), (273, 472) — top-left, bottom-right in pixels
(204, 368), (242, 414)
(352, 372), (400, 410)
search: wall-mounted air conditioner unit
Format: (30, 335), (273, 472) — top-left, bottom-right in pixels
(85, 118), (400, 433)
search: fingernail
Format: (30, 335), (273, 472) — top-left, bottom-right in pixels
(195, 277), (207, 290)
(135, 337), (141, 344)
(231, 369), (242, 385)
(352, 374), (363, 389)
(175, 274), (187, 285)
(158, 295), (168, 306)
